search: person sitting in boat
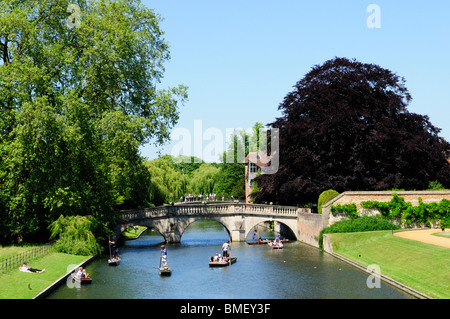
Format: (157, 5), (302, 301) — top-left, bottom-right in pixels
(162, 260), (169, 270)
(76, 267), (86, 278)
(213, 253), (220, 262)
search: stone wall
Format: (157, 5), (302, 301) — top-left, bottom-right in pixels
(321, 191), (450, 227)
(297, 212), (324, 247)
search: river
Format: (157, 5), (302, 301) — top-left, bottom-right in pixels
(47, 220), (413, 299)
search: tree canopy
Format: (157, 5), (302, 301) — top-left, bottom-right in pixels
(253, 57), (450, 206)
(0, 0), (187, 244)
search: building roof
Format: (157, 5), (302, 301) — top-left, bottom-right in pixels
(243, 151), (274, 168)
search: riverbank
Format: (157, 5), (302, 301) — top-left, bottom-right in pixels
(327, 230), (450, 299)
(0, 252), (91, 299)
(122, 226), (148, 240)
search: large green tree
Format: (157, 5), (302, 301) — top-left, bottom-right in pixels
(0, 0), (187, 243)
(144, 155), (190, 205)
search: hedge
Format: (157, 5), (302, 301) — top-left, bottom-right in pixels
(319, 216), (400, 249)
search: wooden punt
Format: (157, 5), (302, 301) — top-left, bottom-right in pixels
(108, 257), (121, 266)
(209, 256), (237, 267)
(71, 273), (92, 284)
(246, 240), (270, 245)
(159, 267), (172, 276)
(247, 239), (290, 245)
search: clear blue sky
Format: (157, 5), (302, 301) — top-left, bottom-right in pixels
(139, 0), (450, 162)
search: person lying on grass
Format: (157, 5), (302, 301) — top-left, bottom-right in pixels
(19, 261), (45, 273)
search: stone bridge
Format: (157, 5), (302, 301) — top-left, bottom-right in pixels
(115, 203), (315, 243)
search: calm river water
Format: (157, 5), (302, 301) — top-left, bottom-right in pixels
(48, 220), (413, 299)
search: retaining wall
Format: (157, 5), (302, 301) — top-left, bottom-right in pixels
(321, 191), (450, 227)
(297, 212), (324, 247)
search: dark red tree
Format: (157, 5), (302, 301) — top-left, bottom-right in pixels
(253, 57), (450, 205)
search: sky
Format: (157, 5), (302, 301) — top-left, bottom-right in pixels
(139, 0), (450, 162)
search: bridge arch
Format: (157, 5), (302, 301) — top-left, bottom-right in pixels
(244, 219), (298, 241)
(116, 203), (305, 243)
(176, 217), (232, 241)
(116, 220), (166, 241)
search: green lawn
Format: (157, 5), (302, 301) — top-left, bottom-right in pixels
(0, 252), (90, 299)
(432, 231), (450, 238)
(329, 230), (450, 299)
(0, 244), (48, 259)
(122, 226), (148, 239)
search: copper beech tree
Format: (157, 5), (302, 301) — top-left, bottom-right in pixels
(253, 57), (450, 206)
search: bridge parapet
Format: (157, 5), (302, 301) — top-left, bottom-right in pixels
(117, 203), (303, 223)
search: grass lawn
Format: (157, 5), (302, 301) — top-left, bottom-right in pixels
(329, 230), (450, 299)
(432, 231), (450, 238)
(0, 244), (49, 259)
(122, 226), (148, 239)
(0, 252), (90, 299)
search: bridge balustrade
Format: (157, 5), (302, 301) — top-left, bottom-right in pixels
(117, 203), (300, 223)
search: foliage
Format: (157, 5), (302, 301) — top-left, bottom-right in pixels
(214, 163), (245, 199)
(249, 171), (262, 203)
(144, 156), (190, 205)
(253, 57), (450, 206)
(360, 194), (450, 228)
(427, 180), (448, 191)
(187, 164), (221, 195)
(319, 216), (399, 249)
(317, 189), (340, 214)
(0, 0), (187, 243)
(323, 216), (399, 234)
(172, 155), (204, 176)
(330, 204), (358, 218)
(216, 122), (268, 200)
(360, 200), (391, 217)
(145, 122), (268, 204)
(49, 215), (102, 256)
(144, 154), (245, 204)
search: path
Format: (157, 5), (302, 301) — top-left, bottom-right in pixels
(394, 228), (450, 248)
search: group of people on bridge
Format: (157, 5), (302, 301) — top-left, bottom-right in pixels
(180, 194), (235, 202)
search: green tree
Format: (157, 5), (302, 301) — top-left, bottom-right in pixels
(49, 214), (102, 256)
(145, 156), (189, 205)
(188, 163), (220, 195)
(215, 122), (267, 200)
(0, 0), (187, 243)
